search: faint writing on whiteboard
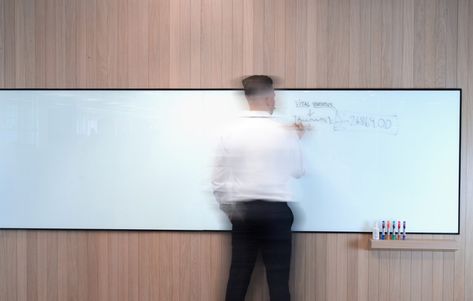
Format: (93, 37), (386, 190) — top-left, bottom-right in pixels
(293, 100), (399, 135)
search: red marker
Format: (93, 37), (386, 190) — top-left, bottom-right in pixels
(397, 221), (401, 240)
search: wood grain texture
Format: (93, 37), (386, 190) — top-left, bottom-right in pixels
(369, 239), (460, 251)
(0, 0), (472, 300)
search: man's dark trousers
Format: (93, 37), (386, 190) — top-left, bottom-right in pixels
(225, 200), (294, 301)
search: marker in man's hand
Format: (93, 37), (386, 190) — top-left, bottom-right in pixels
(292, 122), (312, 139)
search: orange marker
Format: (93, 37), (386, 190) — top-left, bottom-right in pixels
(387, 220), (391, 240)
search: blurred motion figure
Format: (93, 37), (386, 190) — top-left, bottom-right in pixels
(212, 75), (305, 301)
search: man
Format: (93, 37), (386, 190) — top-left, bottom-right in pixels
(212, 75), (305, 301)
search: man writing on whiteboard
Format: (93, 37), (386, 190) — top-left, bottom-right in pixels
(212, 75), (305, 301)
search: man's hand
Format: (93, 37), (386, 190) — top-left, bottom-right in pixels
(219, 203), (237, 220)
(293, 122), (306, 139)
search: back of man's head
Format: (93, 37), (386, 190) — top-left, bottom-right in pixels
(241, 75), (274, 97)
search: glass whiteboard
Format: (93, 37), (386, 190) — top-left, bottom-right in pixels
(0, 89), (461, 233)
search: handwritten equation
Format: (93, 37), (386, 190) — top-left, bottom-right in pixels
(292, 100), (399, 135)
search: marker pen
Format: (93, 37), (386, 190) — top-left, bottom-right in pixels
(372, 222), (380, 240)
(397, 221), (401, 240)
(391, 221), (396, 240)
(381, 221), (385, 240)
(387, 220), (391, 240)
(402, 221), (407, 240)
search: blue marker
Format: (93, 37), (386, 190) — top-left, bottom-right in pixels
(392, 220), (396, 240)
(381, 221), (386, 240)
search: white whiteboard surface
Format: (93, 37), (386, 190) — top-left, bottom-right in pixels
(0, 89), (460, 233)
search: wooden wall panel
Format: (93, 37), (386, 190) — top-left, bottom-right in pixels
(0, 0), (472, 300)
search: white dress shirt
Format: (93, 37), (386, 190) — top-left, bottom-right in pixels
(211, 110), (304, 205)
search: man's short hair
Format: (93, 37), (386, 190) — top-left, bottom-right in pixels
(242, 75), (274, 96)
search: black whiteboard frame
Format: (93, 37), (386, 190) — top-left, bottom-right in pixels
(0, 88), (462, 235)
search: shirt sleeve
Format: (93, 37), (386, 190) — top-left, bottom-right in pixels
(292, 134), (305, 179)
(211, 135), (229, 204)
